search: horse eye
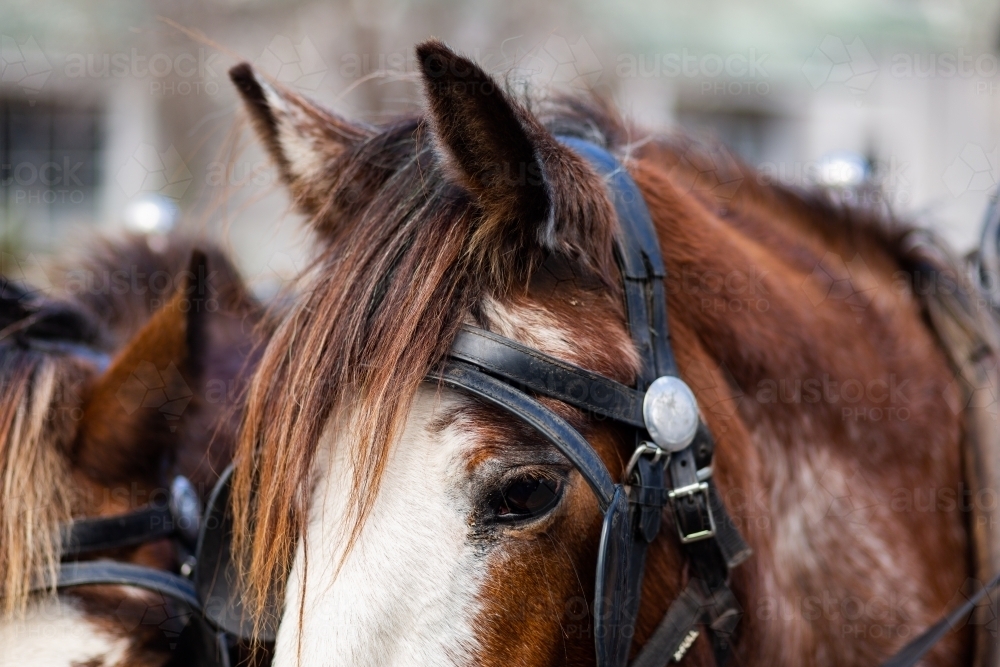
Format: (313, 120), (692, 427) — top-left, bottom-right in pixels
(491, 476), (562, 521)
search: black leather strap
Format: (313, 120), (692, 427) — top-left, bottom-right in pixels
(437, 361), (617, 510)
(62, 504), (176, 558)
(554, 137), (749, 667)
(559, 136), (678, 385)
(882, 571), (1000, 667)
(450, 326), (646, 427)
(48, 561), (232, 667)
(709, 482), (753, 570)
(46, 560), (200, 609)
(630, 578), (743, 667)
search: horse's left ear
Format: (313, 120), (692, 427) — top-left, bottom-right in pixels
(416, 40), (614, 276)
(74, 251), (210, 486)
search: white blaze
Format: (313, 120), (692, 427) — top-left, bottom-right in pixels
(273, 387), (483, 666)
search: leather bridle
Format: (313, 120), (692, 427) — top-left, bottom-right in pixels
(37, 137), (754, 667)
(434, 137), (751, 667)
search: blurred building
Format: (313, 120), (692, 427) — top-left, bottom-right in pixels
(1, 0), (999, 293)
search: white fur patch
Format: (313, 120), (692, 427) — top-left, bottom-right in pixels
(479, 297), (638, 371)
(258, 77), (327, 184)
(0, 596), (129, 667)
(272, 388), (483, 666)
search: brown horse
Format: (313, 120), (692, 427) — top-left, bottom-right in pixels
(0, 235), (261, 666)
(230, 40), (983, 666)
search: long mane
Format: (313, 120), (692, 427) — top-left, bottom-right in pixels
(0, 333), (85, 616)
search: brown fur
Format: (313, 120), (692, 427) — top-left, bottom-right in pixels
(232, 41), (972, 666)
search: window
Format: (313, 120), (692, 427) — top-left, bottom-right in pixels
(0, 98), (104, 249)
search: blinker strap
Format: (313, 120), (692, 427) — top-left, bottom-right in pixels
(437, 361), (617, 510)
(450, 326), (646, 428)
(61, 504), (176, 558)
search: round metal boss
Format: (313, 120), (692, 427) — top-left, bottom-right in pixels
(642, 376), (700, 452)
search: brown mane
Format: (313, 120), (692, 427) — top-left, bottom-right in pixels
(230, 78), (627, 618)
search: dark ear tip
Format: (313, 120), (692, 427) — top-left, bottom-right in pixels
(188, 248), (209, 273)
(229, 62), (264, 100)
(415, 39), (447, 59)
(415, 39), (463, 78)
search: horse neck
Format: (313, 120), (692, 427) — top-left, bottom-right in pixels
(630, 149), (970, 663)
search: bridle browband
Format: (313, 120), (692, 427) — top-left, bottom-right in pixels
(435, 137), (752, 667)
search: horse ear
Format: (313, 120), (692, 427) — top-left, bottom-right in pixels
(415, 42), (616, 280)
(74, 251), (211, 485)
(229, 62), (369, 215)
(416, 40), (552, 246)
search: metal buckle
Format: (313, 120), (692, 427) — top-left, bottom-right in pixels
(667, 480), (716, 543)
(625, 441), (666, 482)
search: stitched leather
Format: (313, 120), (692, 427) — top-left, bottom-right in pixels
(449, 326), (646, 427)
(559, 136), (677, 385)
(595, 487), (635, 667)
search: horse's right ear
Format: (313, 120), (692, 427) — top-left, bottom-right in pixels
(229, 62), (369, 216)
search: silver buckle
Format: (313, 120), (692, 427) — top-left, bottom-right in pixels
(667, 481), (716, 543)
(625, 441), (666, 482)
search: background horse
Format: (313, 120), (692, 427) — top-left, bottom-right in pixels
(0, 235), (261, 666)
(230, 41), (977, 666)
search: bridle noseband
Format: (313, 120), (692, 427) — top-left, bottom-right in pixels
(436, 137), (751, 667)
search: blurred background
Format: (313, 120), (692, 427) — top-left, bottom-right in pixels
(1, 0), (999, 296)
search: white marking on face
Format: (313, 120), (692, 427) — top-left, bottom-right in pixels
(0, 596), (129, 667)
(273, 388), (484, 667)
(479, 297), (639, 371)
(275, 298), (633, 665)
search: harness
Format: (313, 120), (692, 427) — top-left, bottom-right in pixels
(37, 140), (1000, 667)
(436, 137), (752, 667)
(42, 465), (270, 667)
